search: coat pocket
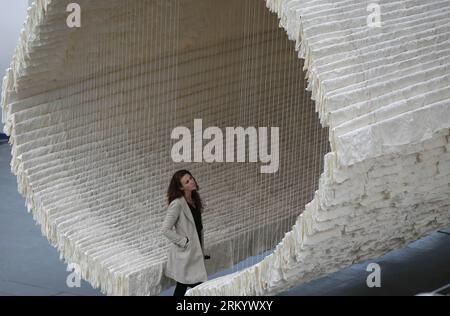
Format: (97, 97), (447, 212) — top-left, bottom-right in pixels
(176, 239), (190, 258)
(181, 238), (190, 251)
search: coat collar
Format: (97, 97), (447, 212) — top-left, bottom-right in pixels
(179, 196), (196, 226)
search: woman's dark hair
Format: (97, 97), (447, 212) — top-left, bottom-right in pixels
(167, 169), (203, 213)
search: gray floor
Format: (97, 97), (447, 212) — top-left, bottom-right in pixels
(1, 141), (449, 296)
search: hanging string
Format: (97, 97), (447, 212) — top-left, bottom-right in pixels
(144, 0), (154, 259)
(263, 0), (275, 267)
(250, 0), (261, 271)
(282, 14), (292, 244)
(134, 0), (141, 199)
(149, 0), (159, 252)
(244, 0), (257, 272)
(138, 0), (146, 250)
(274, 3), (285, 256)
(258, 4), (267, 264)
(233, 0), (245, 274)
(231, 0), (240, 274)
(256, 0), (266, 267)
(158, 0), (166, 190)
(111, 1), (121, 197)
(249, 0), (262, 270)
(129, 0), (137, 231)
(237, 0), (245, 272)
(149, 0), (157, 201)
(143, 0), (150, 246)
(102, 3), (111, 231)
(239, 0), (249, 273)
(307, 60), (315, 210)
(288, 9), (301, 247)
(100, 0), (109, 238)
(117, 0), (126, 226)
(299, 57), (307, 218)
(82, 2), (91, 195)
(282, 9), (292, 254)
(288, 22), (303, 245)
(121, 0), (129, 202)
(170, 0), (179, 238)
(243, 0), (255, 270)
(128, 0), (139, 259)
(205, 0), (221, 254)
(255, 1), (268, 268)
(221, 0), (235, 268)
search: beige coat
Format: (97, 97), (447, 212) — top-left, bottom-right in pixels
(161, 196), (208, 284)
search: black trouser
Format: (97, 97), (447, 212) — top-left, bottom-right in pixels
(173, 282), (203, 296)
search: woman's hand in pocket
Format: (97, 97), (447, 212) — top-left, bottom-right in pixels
(183, 237), (189, 249)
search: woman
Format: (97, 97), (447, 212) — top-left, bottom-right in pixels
(161, 169), (210, 296)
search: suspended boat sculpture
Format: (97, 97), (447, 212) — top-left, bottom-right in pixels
(1, 0), (449, 296)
